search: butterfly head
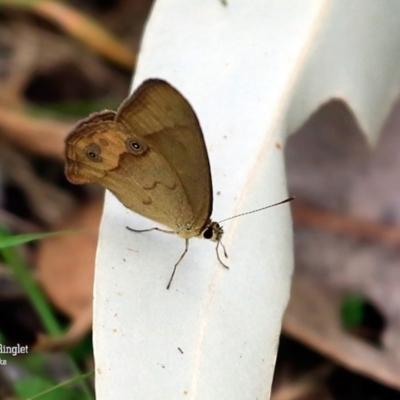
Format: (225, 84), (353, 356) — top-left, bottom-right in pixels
(201, 220), (224, 242)
(201, 220), (229, 268)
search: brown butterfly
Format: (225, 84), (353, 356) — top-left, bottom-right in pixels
(65, 79), (293, 288)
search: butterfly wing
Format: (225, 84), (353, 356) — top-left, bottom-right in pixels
(65, 80), (213, 237)
(116, 79), (213, 235)
(65, 110), (116, 184)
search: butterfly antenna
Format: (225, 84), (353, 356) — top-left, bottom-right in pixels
(218, 196), (295, 224)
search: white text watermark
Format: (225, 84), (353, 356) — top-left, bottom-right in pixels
(0, 344), (28, 356)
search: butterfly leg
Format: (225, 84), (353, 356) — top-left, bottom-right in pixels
(216, 240), (229, 269)
(126, 226), (174, 234)
(166, 239), (189, 290)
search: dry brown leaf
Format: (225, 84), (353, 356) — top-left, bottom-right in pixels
(284, 277), (400, 390)
(284, 99), (400, 390)
(35, 198), (103, 349)
(1, 1), (136, 70)
(33, 1), (136, 70)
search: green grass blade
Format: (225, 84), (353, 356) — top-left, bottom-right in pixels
(0, 230), (76, 249)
